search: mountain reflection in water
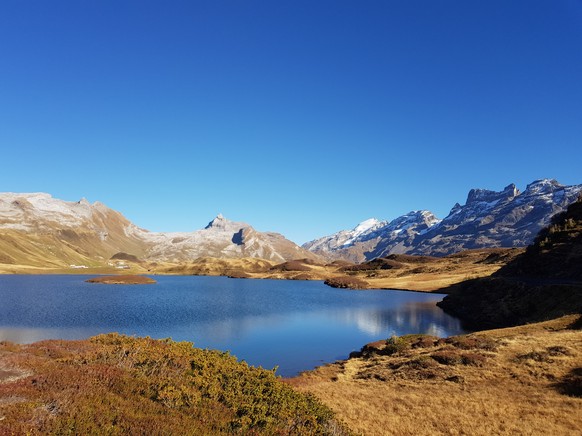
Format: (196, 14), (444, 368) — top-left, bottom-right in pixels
(0, 275), (466, 376)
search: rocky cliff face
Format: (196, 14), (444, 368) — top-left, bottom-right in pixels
(437, 194), (582, 329)
(412, 179), (582, 256)
(303, 179), (582, 262)
(0, 194), (319, 268)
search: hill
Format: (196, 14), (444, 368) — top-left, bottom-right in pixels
(438, 194), (582, 330)
(290, 315), (582, 435)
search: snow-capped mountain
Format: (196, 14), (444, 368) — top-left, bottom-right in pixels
(303, 179), (582, 262)
(139, 214), (320, 263)
(2, 179), (580, 269)
(0, 193), (319, 268)
(302, 218), (388, 258)
(303, 211), (440, 263)
(412, 179), (582, 256)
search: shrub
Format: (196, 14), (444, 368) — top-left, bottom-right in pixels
(431, 349), (487, 367)
(384, 336), (409, 355)
(401, 334), (439, 349)
(431, 350), (464, 366)
(1, 334), (348, 435)
(324, 276), (367, 289)
(460, 352), (487, 366)
(440, 335), (498, 352)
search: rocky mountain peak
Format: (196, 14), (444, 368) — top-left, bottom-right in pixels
(466, 183), (519, 205)
(0, 193), (322, 266)
(523, 179), (562, 196)
(450, 203), (462, 215)
(303, 179), (582, 262)
(353, 218), (383, 235)
(384, 210), (439, 233)
(205, 213), (233, 230)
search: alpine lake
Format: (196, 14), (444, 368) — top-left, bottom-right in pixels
(0, 275), (466, 376)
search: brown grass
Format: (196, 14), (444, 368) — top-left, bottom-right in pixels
(85, 275), (156, 284)
(288, 315), (582, 435)
(323, 276), (368, 289)
(1, 249), (521, 293)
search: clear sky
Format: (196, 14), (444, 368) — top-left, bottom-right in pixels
(1, 1), (581, 244)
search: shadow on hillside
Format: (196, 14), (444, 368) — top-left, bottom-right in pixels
(553, 367), (582, 398)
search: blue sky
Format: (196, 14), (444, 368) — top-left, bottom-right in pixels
(1, 1), (581, 244)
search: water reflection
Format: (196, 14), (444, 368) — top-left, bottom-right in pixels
(0, 275), (466, 376)
(333, 301), (463, 337)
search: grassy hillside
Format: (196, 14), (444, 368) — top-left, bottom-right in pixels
(290, 315), (582, 435)
(0, 334), (347, 435)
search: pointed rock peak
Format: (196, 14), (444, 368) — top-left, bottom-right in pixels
(354, 218), (381, 232)
(205, 213), (230, 229)
(417, 210), (441, 224)
(450, 202), (462, 214)
(389, 210), (440, 227)
(502, 183), (520, 197)
(405, 210), (437, 219)
(77, 197), (90, 206)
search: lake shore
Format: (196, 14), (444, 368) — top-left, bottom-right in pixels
(1, 314), (579, 435)
(288, 314), (582, 435)
(0, 248), (521, 292)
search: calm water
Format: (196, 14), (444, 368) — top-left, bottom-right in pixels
(0, 275), (466, 376)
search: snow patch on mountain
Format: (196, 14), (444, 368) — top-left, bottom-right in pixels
(0, 195), (320, 264)
(303, 210), (440, 262)
(303, 179), (582, 262)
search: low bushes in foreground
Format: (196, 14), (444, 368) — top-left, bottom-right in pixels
(0, 334), (347, 435)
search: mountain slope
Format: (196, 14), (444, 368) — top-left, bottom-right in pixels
(139, 214), (321, 263)
(0, 194), (320, 269)
(413, 179), (582, 256)
(438, 193), (582, 329)
(0, 193), (147, 268)
(303, 211), (439, 263)
(303, 179), (582, 262)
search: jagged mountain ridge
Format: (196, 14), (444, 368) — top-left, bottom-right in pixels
(303, 179), (582, 262)
(437, 193), (582, 329)
(0, 193), (319, 267)
(303, 211), (440, 263)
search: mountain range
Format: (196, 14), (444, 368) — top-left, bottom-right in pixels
(438, 191), (582, 329)
(0, 193), (318, 269)
(0, 178), (580, 269)
(303, 179), (582, 262)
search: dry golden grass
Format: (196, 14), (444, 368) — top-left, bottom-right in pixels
(1, 248), (519, 294)
(363, 268), (498, 292)
(147, 250), (516, 292)
(288, 315), (582, 436)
